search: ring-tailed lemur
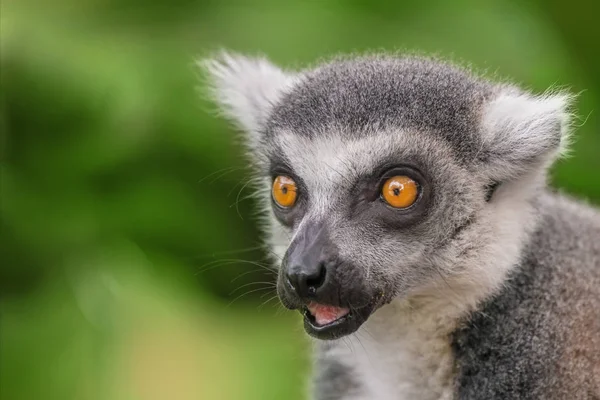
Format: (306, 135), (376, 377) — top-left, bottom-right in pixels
(201, 52), (600, 400)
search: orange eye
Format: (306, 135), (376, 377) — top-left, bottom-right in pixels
(272, 176), (298, 208)
(381, 176), (419, 208)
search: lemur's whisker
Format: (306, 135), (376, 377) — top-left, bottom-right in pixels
(209, 167), (246, 185)
(359, 326), (379, 345)
(353, 333), (376, 368)
(231, 269), (274, 283)
(226, 286), (275, 307)
(228, 175), (262, 197)
(196, 259), (271, 273)
(231, 178), (260, 219)
(198, 166), (240, 184)
(191, 245), (265, 260)
(196, 258), (274, 274)
(229, 193), (259, 209)
(257, 294), (280, 311)
(229, 281), (277, 296)
(341, 337), (353, 354)
(260, 289), (278, 299)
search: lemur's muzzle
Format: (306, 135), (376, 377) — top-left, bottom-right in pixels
(278, 222), (377, 340)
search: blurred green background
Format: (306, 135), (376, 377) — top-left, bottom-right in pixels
(1, 1), (599, 399)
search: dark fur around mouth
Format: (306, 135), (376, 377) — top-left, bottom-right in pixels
(299, 298), (380, 340)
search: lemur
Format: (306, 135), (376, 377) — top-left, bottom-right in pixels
(202, 52), (600, 400)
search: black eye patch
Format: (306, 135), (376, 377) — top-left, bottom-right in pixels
(349, 163), (432, 230)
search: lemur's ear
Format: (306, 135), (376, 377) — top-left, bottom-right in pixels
(480, 90), (574, 181)
(200, 51), (297, 150)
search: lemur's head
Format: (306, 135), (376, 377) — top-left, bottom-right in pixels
(203, 53), (572, 340)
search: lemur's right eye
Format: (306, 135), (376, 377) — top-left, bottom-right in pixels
(272, 175), (298, 208)
(381, 175), (419, 208)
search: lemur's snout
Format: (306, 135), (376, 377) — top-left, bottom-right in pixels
(279, 222), (376, 339)
(285, 223), (333, 299)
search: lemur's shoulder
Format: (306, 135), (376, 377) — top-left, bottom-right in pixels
(452, 191), (600, 400)
(532, 191), (600, 272)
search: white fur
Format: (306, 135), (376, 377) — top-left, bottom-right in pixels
(274, 127), (451, 217)
(200, 52), (298, 151)
(481, 90), (574, 181)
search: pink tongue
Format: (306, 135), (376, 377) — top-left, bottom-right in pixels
(307, 302), (350, 326)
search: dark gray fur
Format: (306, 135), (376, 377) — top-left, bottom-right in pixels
(268, 56), (495, 162)
(453, 193), (600, 400)
(312, 357), (361, 400)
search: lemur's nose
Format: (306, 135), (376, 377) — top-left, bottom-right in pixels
(286, 261), (328, 298)
(284, 222), (336, 299)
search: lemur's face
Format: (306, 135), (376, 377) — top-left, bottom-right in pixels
(266, 128), (482, 339)
(204, 54), (570, 339)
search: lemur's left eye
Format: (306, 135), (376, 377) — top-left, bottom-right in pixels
(272, 175), (298, 208)
(381, 176), (418, 208)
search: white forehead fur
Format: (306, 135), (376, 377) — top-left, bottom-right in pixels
(275, 127), (454, 218)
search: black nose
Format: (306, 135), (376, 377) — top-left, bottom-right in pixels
(283, 222), (337, 300)
(286, 262), (328, 298)
(287, 263), (327, 297)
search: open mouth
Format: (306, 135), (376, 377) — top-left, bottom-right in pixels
(302, 301), (372, 340)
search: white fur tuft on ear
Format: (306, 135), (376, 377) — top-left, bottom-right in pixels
(199, 51), (297, 149)
(481, 90), (575, 180)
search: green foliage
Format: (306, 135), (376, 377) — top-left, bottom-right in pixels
(1, 1), (598, 399)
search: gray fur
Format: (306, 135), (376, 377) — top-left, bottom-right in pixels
(453, 193), (600, 400)
(267, 56), (494, 162)
(201, 51), (599, 399)
(312, 356), (362, 400)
